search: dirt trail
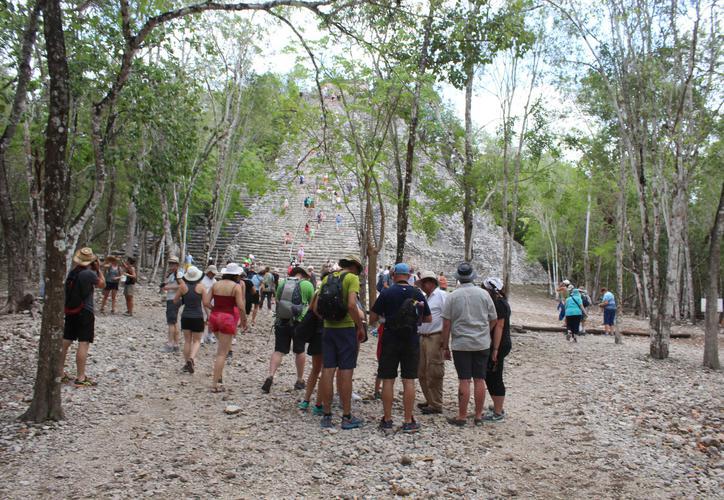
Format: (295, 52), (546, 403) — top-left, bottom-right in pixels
(0, 286), (721, 498)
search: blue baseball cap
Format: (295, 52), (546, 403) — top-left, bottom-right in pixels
(393, 263), (411, 275)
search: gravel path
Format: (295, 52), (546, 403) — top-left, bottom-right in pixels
(0, 286), (721, 498)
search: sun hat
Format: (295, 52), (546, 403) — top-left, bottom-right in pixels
(205, 265), (219, 275)
(220, 262), (243, 275)
(418, 270), (439, 285)
(184, 266), (203, 282)
(483, 277), (503, 291)
(562, 279), (570, 286)
(339, 254), (363, 272)
(73, 247), (97, 267)
(453, 262), (477, 283)
(168, 256), (180, 264)
(307, 265), (314, 271)
(393, 263), (411, 275)
(290, 266), (310, 278)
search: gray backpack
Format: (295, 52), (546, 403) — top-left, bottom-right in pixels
(276, 278), (303, 321)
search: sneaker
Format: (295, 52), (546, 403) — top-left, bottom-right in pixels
(573, 335), (578, 343)
(294, 380), (306, 390)
(417, 402), (429, 409)
(402, 419), (421, 433)
(351, 392), (362, 402)
(474, 418), (484, 426)
(181, 361), (190, 373)
(565, 333), (571, 341)
(421, 406), (442, 415)
(172, 346), (180, 353)
(312, 404), (324, 416)
(483, 412), (505, 422)
(261, 377), (273, 393)
(320, 415), (334, 429)
(379, 418), (393, 431)
(341, 415), (363, 430)
(446, 417), (466, 427)
(373, 391), (382, 400)
(74, 377), (98, 387)
(187, 359), (195, 374)
(160, 344), (174, 353)
(298, 400), (310, 410)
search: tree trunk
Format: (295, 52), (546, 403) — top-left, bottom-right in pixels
(462, 64), (475, 262)
(703, 182), (722, 370)
(159, 191), (177, 259)
(104, 163), (117, 255)
(395, 0), (435, 263)
(0, 1), (40, 312)
(22, 0), (70, 422)
(615, 146), (626, 344)
(125, 195), (137, 257)
(583, 190), (592, 294)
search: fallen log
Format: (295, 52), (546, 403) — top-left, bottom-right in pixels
(511, 324), (692, 339)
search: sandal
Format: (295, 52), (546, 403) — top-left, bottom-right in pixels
(74, 377), (98, 387)
(211, 385), (225, 393)
(61, 373), (72, 384)
(446, 417), (466, 427)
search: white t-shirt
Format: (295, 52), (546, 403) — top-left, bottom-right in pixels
(165, 270), (183, 301)
(419, 287), (446, 335)
(201, 275), (216, 293)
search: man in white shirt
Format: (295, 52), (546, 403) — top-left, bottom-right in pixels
(417, 270), (446, 415)
(441, 262), (498, 426)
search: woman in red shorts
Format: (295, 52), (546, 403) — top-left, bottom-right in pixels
(203, 262), (247, 392)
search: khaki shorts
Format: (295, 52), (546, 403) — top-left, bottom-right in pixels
(124, 284), (135, 297)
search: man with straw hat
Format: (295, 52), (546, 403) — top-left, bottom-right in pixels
(416, 270), (447, 415)
(61, 247), (106, 387)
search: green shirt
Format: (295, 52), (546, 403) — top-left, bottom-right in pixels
(321, 271), (360, 329)
(276, 278), (315, 322)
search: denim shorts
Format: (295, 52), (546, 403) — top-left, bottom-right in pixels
(322, 327), (358, 369)
(603, 308), (616, 326)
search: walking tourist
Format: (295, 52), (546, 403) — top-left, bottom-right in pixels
(100, 256), (121, 314)
(204, 263), (247, 392)
(481, 277), (511, 422)
(260, 267), (276, 311)
(599, 287), (617, 335)
(440, 262), (498, 426)
(297, 280), (326, 415)
(262, 266), (315, 393)
(565, 287), (586, 342)
(61, 247), (106, 386)
(201, 265), (218, 344)
(417, 270), (446, 415)
(121, 256), (137, 316)
(174, 266), (205, 374)
(161, 256), (183, 353)
(314, 255), (366, 430)
(370, 263), (431, 433)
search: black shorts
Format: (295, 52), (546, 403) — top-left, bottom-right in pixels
(378, 337), (420, 380)
(275, 321), (304, 355)
(64, 310), (95, 343)
(166, 300), (179, 324)
(307, 328), (323, 356)
(294, 323), (323, 356)
(452, 349), (490, 380)
(105, 283), (119, 291)
(181, 317), (205, 333)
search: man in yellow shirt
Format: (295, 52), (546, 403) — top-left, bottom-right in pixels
(314, 255), (366, 430)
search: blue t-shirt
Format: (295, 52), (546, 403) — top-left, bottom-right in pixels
(251, 273), (263, 289)
(371, 283), (431, 339)
(602, 291), (616, 310)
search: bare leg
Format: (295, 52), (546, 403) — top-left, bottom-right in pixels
(382, 378), (395, 421)
(212, 334), (233, 388)
(457, 379), (471, 420)
(336, 369), (354, 415)
(473, 378), (486, 419)
(76, 342), (91, 381)
(183, 331), (192, 360)
(304, 355), (323, 404)
(319, 367), (336, 413)
(268, 351), (284, 379)
(294, 352), (306, 383)
(189, 332), (203, 362)
(100, 290), (109, 312)
(252, 305), (259, 326)
(166, 323), (175, 346)
(110, 290), (117, 313)
(61, 339), (72, 374)
(402, 378), (416, 423)
(492, 395), (505, 415)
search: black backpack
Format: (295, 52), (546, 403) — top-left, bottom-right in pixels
(385, 286), (419, 334)
(64, 268), (85, 315)
(317, 272), (349, 321)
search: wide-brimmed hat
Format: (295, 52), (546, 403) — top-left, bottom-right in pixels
(184, 266), (203, 282)
(454, 262), (477, 283)
(290, 266), (310, 278)
(73, 247), (97, 267)
(168, 256), (180, 264)
(393, 263), (411, 276)
(418, 270), (438, 285)
(205, 265), (219, 275)
(104, 255), (118, 264)
(483, 276), (503, 291)
(339, 254), (363, 272)
(220, 263), (243, 275)
(307, 265), (314, 271)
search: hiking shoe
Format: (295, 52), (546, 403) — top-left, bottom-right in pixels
(261, 377), (273, 393)
(172, 346), (180, 353)
(373, 391), (382, 400)
(483, 412), (505, 422)
(565, 333), (571, 341)
(572, 335), (578, 343)
(298, 400), (310, 410)
(74, 378), (97, 387)
(421, 406), (442, 415)
(161, 344), (174, 353)
(402, 420), (421, 433)
(320, 415), (334, 429)
(187, 359), (195, 374)
(312, 404), (325, 416)
(446, 417), (466, 427)
(181, 361), (190, 373)
(417, 402), (429, 409)
(341, 415), (363, 430)
(379, 418), (393, 431)
(294, 380), (306, 390)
